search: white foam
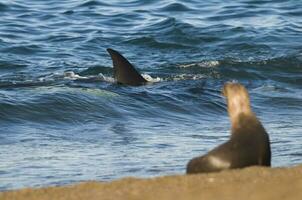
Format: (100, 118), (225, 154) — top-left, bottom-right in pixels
(97, 73), (115, 83)
(172, 74), (205, 81)
(63, 71), (86, 80)
(141, 74), (162, 83)
(63, 71), (115, 83)
(178, 61), (220, 68)
(63, 71), (204, 84)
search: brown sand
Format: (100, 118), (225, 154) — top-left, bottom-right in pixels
(1, 165), (302, 200)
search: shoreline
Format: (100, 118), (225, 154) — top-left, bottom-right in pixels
(1, 164), (302, 200)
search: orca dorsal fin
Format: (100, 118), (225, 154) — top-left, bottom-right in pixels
(107, 48), (147, 86)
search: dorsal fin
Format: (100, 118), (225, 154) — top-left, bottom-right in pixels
(107, 48), (147, 86)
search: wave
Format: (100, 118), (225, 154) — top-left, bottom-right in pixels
(157, 3), (194, 12)
(1, 52), (301, 91)
(177, 61), (220, 68)
(2, 45), (43, 55)
(0, 60), (28, 69)
(76, 0), (110, 8)
(125, 36), (192, 49)
(0, 2), (8, 12)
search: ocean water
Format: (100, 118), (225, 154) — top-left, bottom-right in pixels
(0, 0), (302, 191)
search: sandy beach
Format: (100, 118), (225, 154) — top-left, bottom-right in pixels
(1, 164), (302, 200)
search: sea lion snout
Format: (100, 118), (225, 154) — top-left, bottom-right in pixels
(223, 83), (251, 120)
(222, 82), (247, 98)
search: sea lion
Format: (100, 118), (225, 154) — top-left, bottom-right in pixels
(186, 82), (271, 174)
(107, 48), (148, 86)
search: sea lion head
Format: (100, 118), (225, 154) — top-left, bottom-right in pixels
(223, 82), (253, 127)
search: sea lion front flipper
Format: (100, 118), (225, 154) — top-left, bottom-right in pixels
(107, 48), (147, 86)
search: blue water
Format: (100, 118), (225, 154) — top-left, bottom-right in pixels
(0, 0), (302, 191)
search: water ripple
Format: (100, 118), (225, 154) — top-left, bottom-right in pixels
(1, 0), (302, 191)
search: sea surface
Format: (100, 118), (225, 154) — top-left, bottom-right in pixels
(0, 0), (302, 191)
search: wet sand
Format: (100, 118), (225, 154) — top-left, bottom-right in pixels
(1, 164), (302, 200)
